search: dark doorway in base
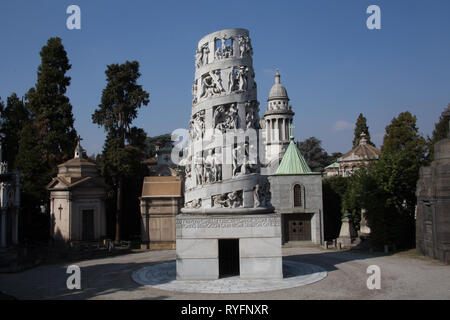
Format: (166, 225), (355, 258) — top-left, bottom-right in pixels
(218, 239), (240, 278)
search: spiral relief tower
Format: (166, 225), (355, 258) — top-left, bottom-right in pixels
(176, 29), (282, 280)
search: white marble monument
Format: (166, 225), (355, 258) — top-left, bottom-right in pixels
(177, 28), (282, 280)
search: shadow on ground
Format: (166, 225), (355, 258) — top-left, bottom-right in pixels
(0, 248), (413, 300)
(283, 247), (409, 273)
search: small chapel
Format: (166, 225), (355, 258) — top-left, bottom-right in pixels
(139, 142), (183, 249)
(47, 140), (108, 242)
(262, 71), (324, 244)
(325, 133), (381, 178)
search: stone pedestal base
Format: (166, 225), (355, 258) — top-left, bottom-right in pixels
(176, 213), (283, 280)
(337, 236), (354, 248)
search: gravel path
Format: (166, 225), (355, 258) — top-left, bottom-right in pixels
(0, 245), (449, 300)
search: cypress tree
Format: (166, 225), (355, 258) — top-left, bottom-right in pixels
(15, 37), (78, 241)
(353, 113), (375, 147)
(26, 37), (77, 167)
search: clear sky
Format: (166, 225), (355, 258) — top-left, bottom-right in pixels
(1, 0), (449, 156)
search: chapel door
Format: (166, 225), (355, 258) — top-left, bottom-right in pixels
(82, 209), (94, 240)
(287, 214), (312, 241)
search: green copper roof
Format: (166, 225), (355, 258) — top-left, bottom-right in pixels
(325, 162), (339, 169)
(275, 140), (312, 175)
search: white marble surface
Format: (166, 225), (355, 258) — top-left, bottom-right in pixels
(133, 259), (327, 293)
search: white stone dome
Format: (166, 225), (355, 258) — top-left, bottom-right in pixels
(268, 70), (289, 101)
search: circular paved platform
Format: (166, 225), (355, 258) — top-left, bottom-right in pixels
(131, 260), (327, 294)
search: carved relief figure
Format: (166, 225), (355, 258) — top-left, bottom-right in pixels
(190, 110), (205, 140)
(212, 194), (225, 207)
(214, 103), (239, 133)
(222, 36), (233, 58)
(237, 66), (248, 91)
(185, 198), (202, 209)
(232, 144), (242, 177)
(202, 43), (209, 65)
(200, 71), (224, 100)
(179, 153), (192, 178)
(235, 141), (259, 176)
(228, 103), (239, 130)
(253, 181), (271, 207)
(248, 143), (260, 174)
(214, 105), (225, 131)
(227, 67), (237, 94)
(227, 191), (242, 208)
(238, 141), (252, 175)
(196, 43), (209, 68)
(210, 70), (225, 93)
(214, 46), (222, 60)
(212, 190), (242, 208)
(214, 36), (233, 60)
(195, 48), (202, 68)
(253, 184), (261, 207)
(192, 80), (198, 104)
(214, 147), (222, 182)
(199, 74), (214, 99)
(204, 149), (215, 184)
(195, 157), (204, 185)
(245, 101), (259, 129)
(238, 35), (253, 58)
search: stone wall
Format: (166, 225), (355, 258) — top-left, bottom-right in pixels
(269, 174), (324, 244)
(140, 197), (180, 250)
(416, 138), (450, 264)
(176, 214), (282, 280)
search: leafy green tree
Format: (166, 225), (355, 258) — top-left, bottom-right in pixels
(363, 111), (426, 248)
(127, 127), (148, 151)
(341, 167), (373, 231)
(15, 122), (50, 242)
(327, 152), (342, 165)
(92, 61), (149, 242)
(296, 137), (329, 172)
(428, 103), (450, 162)
(0, 93), (30, 169)
(145, 133), (172, 158)
(353, 113), (375, 147)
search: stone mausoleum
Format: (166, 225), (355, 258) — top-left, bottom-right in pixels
(416, 107), (450, 264)
(260, 69), (324, 245)
(269, 131), (323, 244)
(140, 175), (183, 250)
(177, 28), (282, 280)
(47, 140), (108, 242)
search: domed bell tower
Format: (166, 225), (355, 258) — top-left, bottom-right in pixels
(263, 70), (294, 173)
